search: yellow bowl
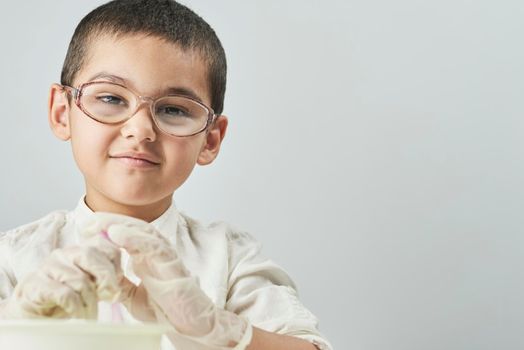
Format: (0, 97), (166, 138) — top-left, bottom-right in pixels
(0, 319), (167, 350)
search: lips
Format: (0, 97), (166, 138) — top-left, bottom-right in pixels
(110, 151), (161, 165)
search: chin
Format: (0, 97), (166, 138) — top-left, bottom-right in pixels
(106, 186), (168, 208)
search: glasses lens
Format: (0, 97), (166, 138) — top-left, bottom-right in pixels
(80, 83), (134, 123)
(154, 96), (209, 136)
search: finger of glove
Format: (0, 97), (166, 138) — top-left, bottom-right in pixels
(51, 247), (121, 302)
(80, 213), (134, 264)
(81, 212), (157, 266)
(81, 212), (153, 242)
(107, 224), (174, 262)
(117, 276), (138, 305)
(14, 272), (90, 318)
(42, 258), (98, 318)
(118, 278), (157, 323)
(84, 233), (122, 265)
(107, 225), (186, 279)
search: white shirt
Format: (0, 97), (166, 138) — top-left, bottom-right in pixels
(0, 197), (331, 350)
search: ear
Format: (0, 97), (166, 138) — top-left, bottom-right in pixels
(48, 83), (71, 141)
(197, 115), (228, 166)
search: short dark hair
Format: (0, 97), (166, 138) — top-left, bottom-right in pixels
(61, 0), (227, 114)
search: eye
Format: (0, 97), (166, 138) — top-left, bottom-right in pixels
(96, 95), (126, 105)
(157, 105), (189, 117)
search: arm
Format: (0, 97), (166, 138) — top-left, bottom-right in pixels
(248, 327), (318, 350)
(226, 231), (331, 350)
(93, 213), (330, 350)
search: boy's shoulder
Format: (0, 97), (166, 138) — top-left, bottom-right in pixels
(177, 210), (260, 247)
(175, 210), (270, 271)
(176, 211), (297, 291)
(0, 210), (69, 249)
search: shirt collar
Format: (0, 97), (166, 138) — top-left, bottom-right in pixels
(72, 195), (179, 244)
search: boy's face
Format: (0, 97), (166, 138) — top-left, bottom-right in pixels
(48, 34), (227, 221)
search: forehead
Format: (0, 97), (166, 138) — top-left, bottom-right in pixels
(75, 34), (211, 105)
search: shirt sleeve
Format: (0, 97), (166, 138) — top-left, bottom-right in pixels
(225, 230), (332, 350)
(0, 230), (16, 302)
(0, 211), (67, 303)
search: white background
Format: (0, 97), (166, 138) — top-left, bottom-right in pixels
(1, 1), (523, 349)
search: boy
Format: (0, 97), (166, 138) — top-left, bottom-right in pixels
(0, 1), (332, 349)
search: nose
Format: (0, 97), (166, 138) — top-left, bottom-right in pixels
(120, 104), (157, 143)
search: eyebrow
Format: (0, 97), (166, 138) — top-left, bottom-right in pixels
(86, 72), (206, 103)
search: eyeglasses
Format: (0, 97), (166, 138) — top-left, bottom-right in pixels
(61, 81), (216, 137)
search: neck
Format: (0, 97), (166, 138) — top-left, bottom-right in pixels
(84, 190), (172, 223)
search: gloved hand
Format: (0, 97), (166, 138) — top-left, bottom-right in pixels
(0, 233), (122, 319)
(91, 212), (253, 350)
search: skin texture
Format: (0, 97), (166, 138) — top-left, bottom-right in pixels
(48, 34), (316, 350)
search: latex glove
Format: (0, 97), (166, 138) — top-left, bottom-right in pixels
(92, 212), (253, 350)
(0, 234), (122, 319)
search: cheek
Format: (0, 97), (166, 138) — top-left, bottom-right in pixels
(162, 136), (205, 173)
(69, 115), (113, 169)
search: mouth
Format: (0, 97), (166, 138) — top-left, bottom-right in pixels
(109, 152), (161, 168)
(111, 156), (159, 165)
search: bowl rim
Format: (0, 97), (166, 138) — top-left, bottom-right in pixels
(0, 319), (169, 335)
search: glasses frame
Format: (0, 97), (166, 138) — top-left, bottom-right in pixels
(60, 81), (217, 137)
